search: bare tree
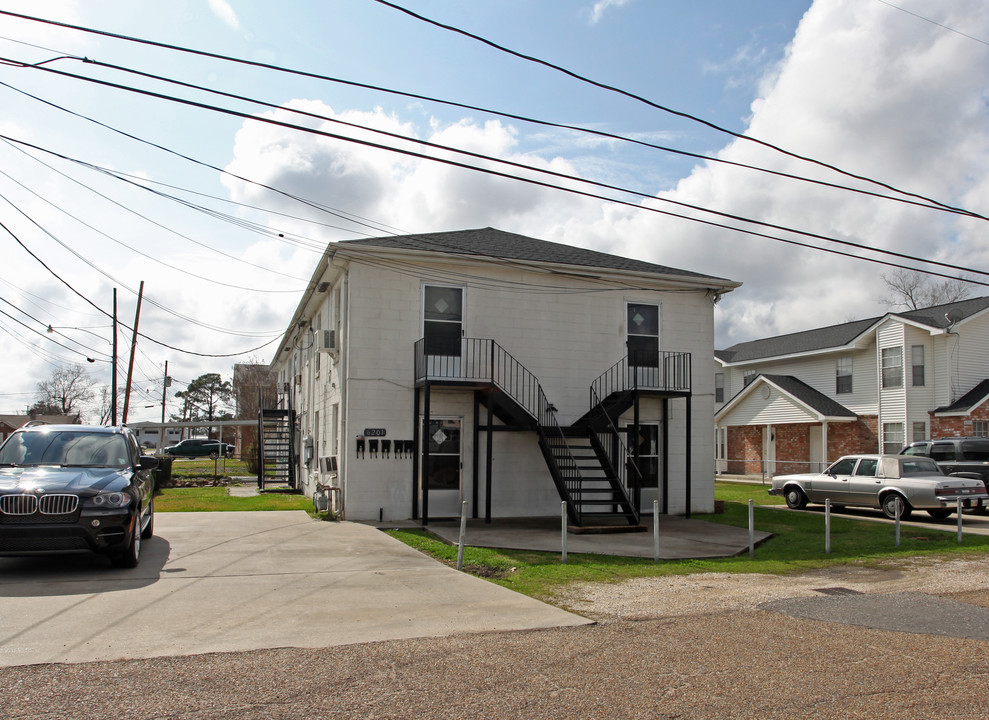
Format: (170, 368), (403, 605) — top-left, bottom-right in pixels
(879, 270), (972, 311)
(34, 364), (97, 420)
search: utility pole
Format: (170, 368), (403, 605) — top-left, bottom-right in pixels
(112, 289), (118, 426)
(121, 281), (144, 425)
(161, 360), (170, 423)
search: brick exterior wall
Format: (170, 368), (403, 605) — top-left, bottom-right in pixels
(931, 402), (989, 438)
(727, 425), (763, 474)
(725, 417), (880, 475)
(775, 423), (811, 475)
(828, 416), (878, 459)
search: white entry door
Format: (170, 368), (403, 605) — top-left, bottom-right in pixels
(424, 417), (462, 517)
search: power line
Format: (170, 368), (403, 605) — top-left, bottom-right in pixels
(4, 64), (986, 284)
(876, 0), (989, 47)
(0, 218), (284, 358)
(370, 0), (986, 219)
(0, 8), (984, 222)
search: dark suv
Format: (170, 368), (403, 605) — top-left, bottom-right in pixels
(0, 425), (157, 567)
(900, 437), (989, 512)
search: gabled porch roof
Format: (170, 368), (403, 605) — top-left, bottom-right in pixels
(715, 374), (857, 426)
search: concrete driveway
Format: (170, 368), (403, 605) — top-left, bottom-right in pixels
(0, 512), (588, 667)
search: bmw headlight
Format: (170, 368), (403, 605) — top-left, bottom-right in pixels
(87, 491), (133, 509)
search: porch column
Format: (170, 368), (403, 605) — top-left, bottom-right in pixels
(485, 403), (493, 524)
(685, 394), (692, 519)
(472, 392), (480, 520)
(822, 420), (829, 471)
(421, 382), (431, 526)
(412, 386), (421, 520)
(661, 398), (669, 514)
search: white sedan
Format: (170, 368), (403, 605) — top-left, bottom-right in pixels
(768, 454), (989, 520)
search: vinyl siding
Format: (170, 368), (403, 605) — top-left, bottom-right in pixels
(278, 253), (719, 520)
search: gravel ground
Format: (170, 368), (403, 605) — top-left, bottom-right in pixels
(4, 557), (989, 719)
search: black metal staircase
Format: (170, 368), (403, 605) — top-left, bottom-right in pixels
(257, 407), (296, 491)
(416, 337), (657, 526)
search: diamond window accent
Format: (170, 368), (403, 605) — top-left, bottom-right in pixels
(432, 428), (448, 446)
(433, 298), (449, 314)
(632, 312), (645, 327)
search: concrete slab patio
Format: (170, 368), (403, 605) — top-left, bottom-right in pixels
(417, 514), (771, 559)
(0, 512), (589, 667)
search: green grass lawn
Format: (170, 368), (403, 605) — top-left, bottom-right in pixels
(163, 457), (252, 479)
(386, 481), (989, 601)
(151, 478), (989, 603)
(154, 486), (315, 514)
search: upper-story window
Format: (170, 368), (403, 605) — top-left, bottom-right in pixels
(881, 347), (902, 388)
(743, 370), (757, 387)
(911, 345), (925, 386)
(715, 373), (725, 403)
(835, 357), (852, 394)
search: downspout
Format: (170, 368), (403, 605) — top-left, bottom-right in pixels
(339, 267), (349, 519)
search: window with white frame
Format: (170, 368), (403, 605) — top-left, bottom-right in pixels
(881, 347), (903, 388)
(975, 420), (988, 438)
(330, 403), (339, 456)
(715, 373), (725, 403)
(836, 357), (852, 394)
(743, 370), (757, 387)
(883, 422), (904, 454)
(911, 345), (925, 386)
(912, 421), (926, 443)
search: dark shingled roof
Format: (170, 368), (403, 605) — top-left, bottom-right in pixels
(717, 295), (989, 364)
(761, 375), (857, 418)
(934, 379), (989, 414)
(339, 227), (734, 283)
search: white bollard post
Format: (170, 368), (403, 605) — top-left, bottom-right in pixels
(895, 497), (901, 547)
(825, 498), (831, 555)
(957, 498), (963, 544)
(561, 501), (568, 563)
(748, 499), (755, 558)
(653, 500), (660, 561)
(456, 500), (468, 571)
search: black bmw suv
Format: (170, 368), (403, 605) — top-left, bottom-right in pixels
(0, 424), (157, 568)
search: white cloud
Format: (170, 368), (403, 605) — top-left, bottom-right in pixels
(587, 0), (633, 25)
(220, 0), (989, 356)
(208, 0), (241, 31)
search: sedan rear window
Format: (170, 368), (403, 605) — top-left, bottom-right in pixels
(900, 458), (941, 475)
(0, 431), (131, 468)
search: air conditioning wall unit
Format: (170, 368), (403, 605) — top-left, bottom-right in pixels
(316, 329), (339, 356)
(319, 456), (338, 473)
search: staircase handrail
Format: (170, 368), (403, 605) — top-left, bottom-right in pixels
(590, 351), (692, 401)
(589, 383), (643, 507)
(415, 336), (585, 521)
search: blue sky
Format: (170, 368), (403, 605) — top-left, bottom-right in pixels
(0, 0), (986, 420)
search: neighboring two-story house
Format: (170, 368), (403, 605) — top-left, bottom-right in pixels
(267, 228), (739, 525)
(714, 296), (989, 476)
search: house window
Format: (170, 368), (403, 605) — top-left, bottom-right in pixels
(743, 370), (757, 387)
(715, 373), (725, 403)
(881, 347), (902, 388)
(912, 422), (926, 442)
(423, 285), (464, 356)
(911, 345), (925, 386)
(975, 421), (988, 438)
(835, 357), (852, 394)
(314, 313), (322, 376)
(627, 303), (659, 367)
(883, 422), (904, 454)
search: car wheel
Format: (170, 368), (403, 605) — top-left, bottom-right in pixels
(112, 519), (141, 569)
(881, 493), (912, 520)
(926, 508), (952, 519)
(784, 486), (808, 509)
(141, 498), (155, 540)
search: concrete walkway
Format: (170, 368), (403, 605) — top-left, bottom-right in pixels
(0, 512), (588, 667)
